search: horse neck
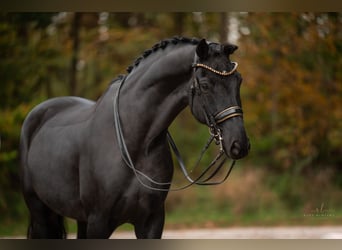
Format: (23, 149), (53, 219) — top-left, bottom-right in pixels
(118, 44), (196, 151)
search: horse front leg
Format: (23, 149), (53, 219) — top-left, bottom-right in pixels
(77, 221), (87, 239)
(134, 208), (165, 239)
(86, 214), (114, 239)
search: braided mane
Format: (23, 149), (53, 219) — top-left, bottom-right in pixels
(126, 36), (200, 73)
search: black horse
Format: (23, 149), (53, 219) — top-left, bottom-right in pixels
(20, 37), (249, 239)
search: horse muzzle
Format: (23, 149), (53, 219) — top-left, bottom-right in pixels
(212, 106), (250, 160)
(229, 138), (250, 160)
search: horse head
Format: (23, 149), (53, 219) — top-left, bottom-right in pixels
(189, 39), (250, 160)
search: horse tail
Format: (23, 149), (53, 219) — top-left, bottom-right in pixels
(20, 106), (47, 176)
(20, 107), (43, 238)
(21, 105), (69, 239)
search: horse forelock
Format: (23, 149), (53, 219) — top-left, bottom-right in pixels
(126, 37), (200, 74)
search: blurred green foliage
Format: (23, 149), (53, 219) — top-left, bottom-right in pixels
(0, 12), (341, 234)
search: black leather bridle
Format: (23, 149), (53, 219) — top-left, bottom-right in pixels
(113, 54), (243, 191)
(189, 54), (243, 150)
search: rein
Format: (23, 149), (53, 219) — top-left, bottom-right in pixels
(113, 53), (242, 192)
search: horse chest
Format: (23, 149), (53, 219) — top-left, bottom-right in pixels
(109, 181), (167, 223)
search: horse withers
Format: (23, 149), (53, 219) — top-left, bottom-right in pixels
(20, 37), (249, 238)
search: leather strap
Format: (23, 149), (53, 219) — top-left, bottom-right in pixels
(215, 106), (243, 124)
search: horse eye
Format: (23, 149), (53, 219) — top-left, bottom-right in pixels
(201, 83), (209, 91)
(199, 79), (210, 92)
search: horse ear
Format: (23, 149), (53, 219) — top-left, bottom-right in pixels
(223, 44), (238, 55)
(196, 39), (209, 59)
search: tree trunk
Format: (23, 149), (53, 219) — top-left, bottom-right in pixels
(219, 13), (228, 43)
(173, 13), (185, 35)
(69, 12), (81, 96)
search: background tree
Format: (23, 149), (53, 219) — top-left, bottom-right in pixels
(238, 13), (342, 172)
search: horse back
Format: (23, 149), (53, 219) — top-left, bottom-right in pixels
(21, 96), (94, 148)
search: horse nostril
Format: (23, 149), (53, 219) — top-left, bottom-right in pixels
(231, 141), (241, 157)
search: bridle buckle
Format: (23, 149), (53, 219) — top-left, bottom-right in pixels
(209, 126), (224, 152)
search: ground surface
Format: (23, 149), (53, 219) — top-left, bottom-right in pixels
(2, 226), (342, 239)
(109, 226), (342, 239)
